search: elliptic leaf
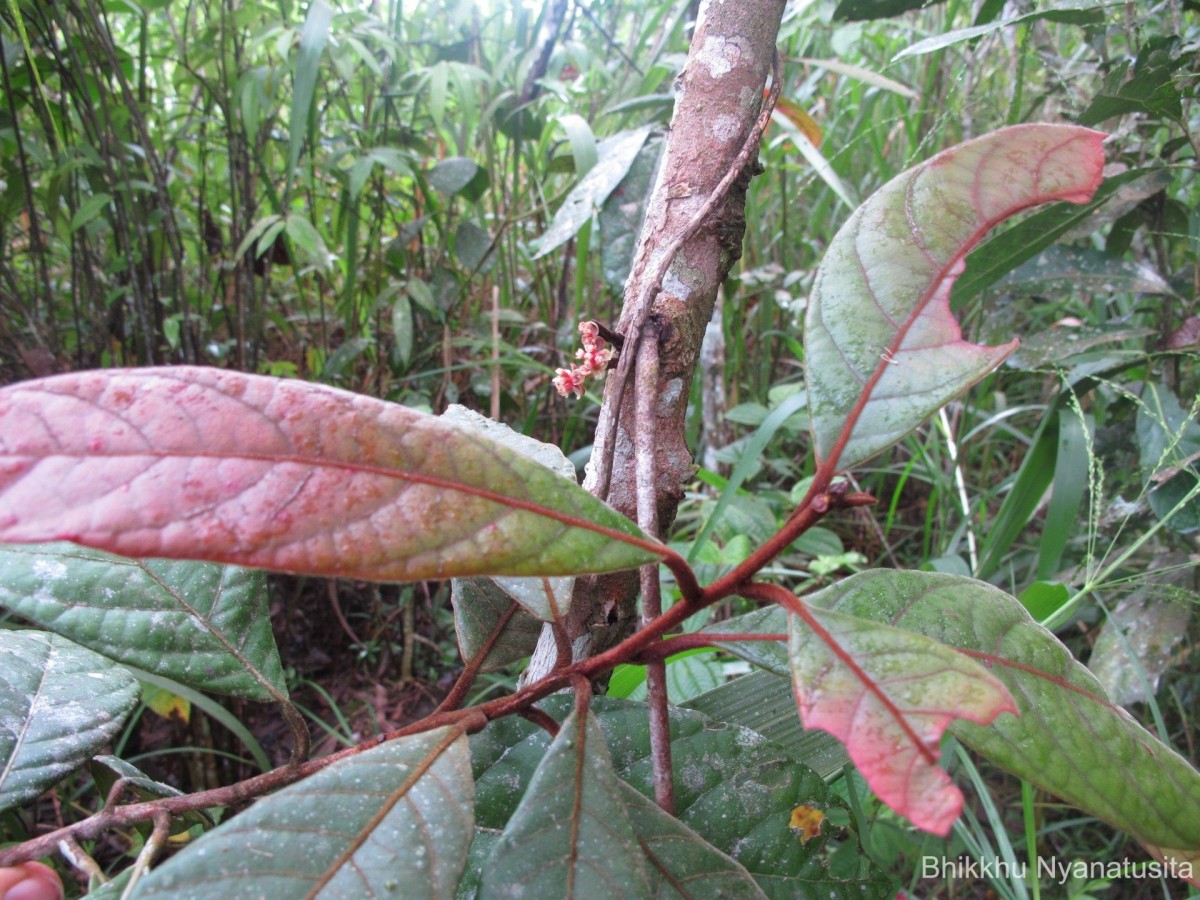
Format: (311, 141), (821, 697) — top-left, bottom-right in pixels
(805, 124), (1105, 470)
(289, 0), (332, 177)
(131, 726), (474, 899)
(428, 157), (483, 196)
(893, 4), (1108, 62)
(597, 135), (660, 292)
(471, 697), (883, 894)
(813, 570), (1200, 852)
(617, 780), (767, 900)
(479, 707), (653, 899)
(0, 631), (139, 813)
(832, 0), (946, 20)
(0, 368), (663, 581)
(787, 601), (1016, 835)
(0, 543), (285, 701)
(443, 404), (577, 624)
(90, 755), (214, 833)
(1089, 582), (1192, 706)
(451, 577), (543, 671)
(531, 126), (652, 259)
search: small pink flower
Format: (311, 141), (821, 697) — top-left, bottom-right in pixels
(553, 321), (618, 400)
(553, 367), (586, 399)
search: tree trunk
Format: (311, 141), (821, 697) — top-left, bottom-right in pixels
(523, 0), (786, 683)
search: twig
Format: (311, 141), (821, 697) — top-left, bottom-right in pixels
(703, 484), (876, 603)
(434, 601), (521, 714)
(520, 706), (561, 738)
(638, 632), (786, 661)
(634, 324), (675, 814)
(120, 810), (170, 900)
(57, 835), (104, 885)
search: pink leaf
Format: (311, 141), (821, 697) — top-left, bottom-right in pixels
(0, 368), (663, 581)
(786, 598), (1017, 835)
(806, 124), (1106, 471)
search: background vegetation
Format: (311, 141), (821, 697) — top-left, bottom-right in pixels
(1, 0), (1197, 896)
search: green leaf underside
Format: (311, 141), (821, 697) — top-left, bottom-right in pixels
(471, 697), (883, 894)
(0, 543), (284, 701)
(90, 755), (214, 833)
(131, 726), (474, 899)
(531, 126), (652, 260)
(717, 571), (1200, 851)
(617, 781), (767, 899)
(0, 631), (139, 813)
(0, 368), (662, 582)
(479, 708), (653, 899)
(787, 602), (1016, 836)
(805, 124), (1105, 471)
(443, 404), (578, 623)
(451, 577), (543, 671)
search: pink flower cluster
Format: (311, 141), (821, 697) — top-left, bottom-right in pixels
(553, 321), (616, 398)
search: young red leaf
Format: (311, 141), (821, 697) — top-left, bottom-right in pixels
(0, 368), (664, 581)
(787, 599), (1017, 835)
(806, 123), (1106, 471)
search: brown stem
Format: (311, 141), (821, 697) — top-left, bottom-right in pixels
(703, 485), (875, 603)
(519, 706), (561, 737)
(639, 632), (787, 661)
(634, 327), (674, 814)
(435, 601), (522, 714)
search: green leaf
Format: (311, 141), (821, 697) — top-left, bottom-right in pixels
(617, 780), (767, 899)
(813, 570), (1200, 852)
(951, 167), (1167, 310)
(471, 697), (880, 893)
(531, 126), (652, 260)
(90, 755), (214, 833)
(1017, 581), (1070, 621)
(0, 368), (664, 582)
(391, 290), (413, 368)
(1136, 383), (1200, 534)
(289, 0), (333, 177)
(132, 726), (474, 899)
(0, 543), (286, 701)
(833, 0), (947, 20)
(0, 631), (139, 813)
(1077, 36), (1188, 126)
(443, 405), (578, 623)
(597, 135), (660, 291)
(608, 649), (723, 703)
(805, 124), (1105, 470)
(787, 599), (1016, 836)
(999, 245), (1173, 299)
(892, 2), (1110, 62)
(454, 220), (493, 273)
(284, 213), (329, 269)
(70, 192), (112, 231)
(479, 707), (653, 899)
(554, 113), (598, 175)
(451, 577), (543, 671)
(1089, 573), (1193, 707)
(682, 669), (850, 780)
(233, 214), (282, 262)
(428, 157), (483, 197)
(1038, 411), (1090, 579)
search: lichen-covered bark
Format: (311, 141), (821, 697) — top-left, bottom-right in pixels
(522, 0), (786, 683)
